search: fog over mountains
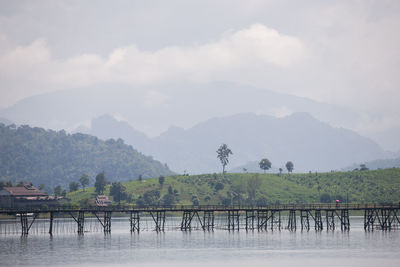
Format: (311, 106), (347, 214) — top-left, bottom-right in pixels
(0, 82), (361, 137)
(76, 113), (387, 174)
(343, 157), (400, 171)
(0, 117), (12, 125)
(0, 82), (397, 174)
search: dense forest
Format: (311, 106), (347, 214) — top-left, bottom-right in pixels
(0, 124), (173, 189)
(67, 168), (400, 206)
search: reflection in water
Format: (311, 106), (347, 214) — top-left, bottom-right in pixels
(0, 217), (399, 267)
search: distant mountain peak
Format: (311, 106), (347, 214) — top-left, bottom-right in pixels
(73, 114), (151, 155)
(166, 125), (185, 132)
(92, 114), (129, 127)
(0, 117), (13, 126)
(286, 112), (314, 120)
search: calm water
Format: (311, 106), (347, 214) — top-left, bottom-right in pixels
(1, 217), (399, 267)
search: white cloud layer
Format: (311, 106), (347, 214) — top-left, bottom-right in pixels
(0, 0), (400, 143)
(0, 24), (304, 105)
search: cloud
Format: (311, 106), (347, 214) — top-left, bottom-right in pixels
(107, 24), (303, 83)
(1, 0), (399, 141)
(0, 24), (304, 107)
(0, 38), (50, 78)
(143, 90), (168, 108)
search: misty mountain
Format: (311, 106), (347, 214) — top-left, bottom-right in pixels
(370, 127), (400, 151)
(79, 112), (385, 174)
(0, 124), (173, 188)
(0, 117), (12, 125)
(74, 114), (151, 152)
(343, 157), (400, 171)
(0, 81), (361, 137)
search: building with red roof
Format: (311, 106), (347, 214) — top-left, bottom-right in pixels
(0, 183), (63, 208)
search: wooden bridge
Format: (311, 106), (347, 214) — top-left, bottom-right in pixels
(0, 203), (399, 235)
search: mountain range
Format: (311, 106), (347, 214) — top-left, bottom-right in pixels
(76, 113), (387, 174)
(1, 81), (398, 174)
(0, 81), (361, 137)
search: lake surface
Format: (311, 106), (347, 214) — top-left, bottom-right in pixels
(1, 216), (399, 267)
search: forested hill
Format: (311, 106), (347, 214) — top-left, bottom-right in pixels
(0, 124), (173, 188)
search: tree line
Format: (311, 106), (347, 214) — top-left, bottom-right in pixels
(217, 143), (294, 174)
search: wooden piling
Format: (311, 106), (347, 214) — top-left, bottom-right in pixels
(49, 211), (54, 234)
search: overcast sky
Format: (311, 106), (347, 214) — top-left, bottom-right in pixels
(0, 0), (400, 136)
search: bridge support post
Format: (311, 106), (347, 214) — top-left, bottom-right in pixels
(150, 211), (166, 232)
(314, 210), (323, 231)
(270, 210), (281, 230)
(245, 210), (255, 230)
(364, 209), (375, 231)
(326, 210), (335, 231)
(77, 211), (85, 234)
(270, 210), (275, 230)
(104, 211), (111, 233)
(388, 209), (400, 230)
(130, 211), (140, 232)
(227, 210), (239, 231)
(300, 210), (310, 231)
(375, 209), (399, 231)
(49, 211), (54, 235)
(257, 210), (268, 230)
(389, 209), (400, 230)
(381, 209), (389, 231)
(203, 211), (214, 231)
(19, 212), (38, 235)
(20, 213), (29, 235)
(181, 210), (195, 231)
(288, 210), (296, 231)
(340, 209), (350, 231)
(278, 211), (282, 230)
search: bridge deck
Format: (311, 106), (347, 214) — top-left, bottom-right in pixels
(1, 203), (399, 214)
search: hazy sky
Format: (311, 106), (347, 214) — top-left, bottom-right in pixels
(0, 0), (400, 135)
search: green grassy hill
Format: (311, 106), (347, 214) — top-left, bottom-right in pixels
(67, 168), (400, 206)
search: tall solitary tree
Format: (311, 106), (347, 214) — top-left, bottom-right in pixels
(79, 174), (90, 191)
(54, 185), (62, 196)
(259, 158), (272, 174)
(69, 182), (80, 192)
(216, 144), (233, 176)
(158, 176), (165, 187)
(109, 182), (126, 204)
(286, 161), (294, 173)
(360, 164), (369, 171)
(95, 172), (108, 194)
